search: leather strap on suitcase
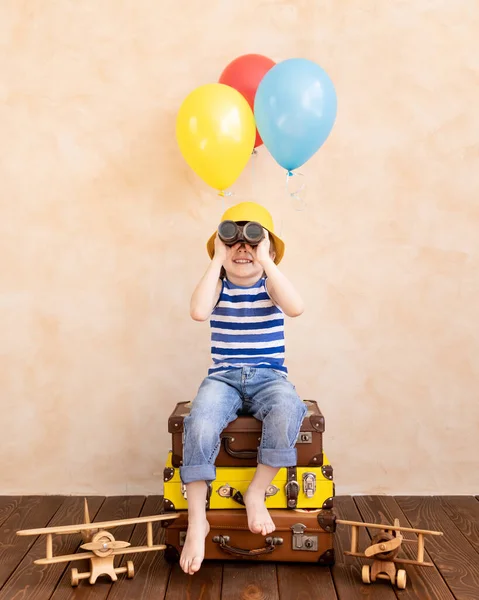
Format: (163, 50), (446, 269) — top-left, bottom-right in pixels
(213, 535), (280, 557)
(221, 435), (257, 460)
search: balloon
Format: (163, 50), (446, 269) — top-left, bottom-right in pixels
(219, 54), (276, 148)
(176, 83), (256, 191)
(254, 58), (337, 171)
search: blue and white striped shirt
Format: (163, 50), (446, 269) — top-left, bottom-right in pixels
(209, 277), (287, 375)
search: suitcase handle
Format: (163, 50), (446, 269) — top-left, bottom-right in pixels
(222, 435), (257, 459)
(212, 535), (282, 557)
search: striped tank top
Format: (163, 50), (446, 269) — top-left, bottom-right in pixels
(209, 277), (287, 375)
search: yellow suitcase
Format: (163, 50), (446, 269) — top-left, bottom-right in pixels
(163, 451), (334, 512)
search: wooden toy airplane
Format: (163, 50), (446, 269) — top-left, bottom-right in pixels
(337, 518), (443, 590)
(17, 499), (179, 586)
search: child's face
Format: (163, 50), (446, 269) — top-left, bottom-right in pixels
(223, 240), (267, 282)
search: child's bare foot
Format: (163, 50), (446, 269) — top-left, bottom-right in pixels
(244, 487), (276, 536)
(179, 519), (210, 575)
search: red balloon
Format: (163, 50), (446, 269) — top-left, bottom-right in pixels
(219, 54), (276, 148)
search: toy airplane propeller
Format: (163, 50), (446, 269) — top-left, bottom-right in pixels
(17, 499), (179, 586)
(337, 518), (443, 590)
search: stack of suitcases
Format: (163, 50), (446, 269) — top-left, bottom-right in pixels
(161, 399), (336, 564)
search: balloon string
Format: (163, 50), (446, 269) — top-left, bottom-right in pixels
(286, 170), (307, 211)
(251, 148), (257, 200)
(218, 189), (233, 213)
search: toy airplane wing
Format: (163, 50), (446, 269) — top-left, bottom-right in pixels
(34, 543), (169, 565)
(17, 513), (179, 537)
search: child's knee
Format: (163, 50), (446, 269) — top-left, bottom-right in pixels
(185, 414), (221, 444)
(262, 396), (306, 441)
(270, 393), (306, 418)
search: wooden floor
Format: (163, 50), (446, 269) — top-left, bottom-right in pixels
(0, 495), (478, 599)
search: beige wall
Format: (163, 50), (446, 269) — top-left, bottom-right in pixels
(1, 0), (478, 495)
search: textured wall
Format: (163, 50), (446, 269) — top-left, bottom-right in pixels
(1, 0), (478, 494)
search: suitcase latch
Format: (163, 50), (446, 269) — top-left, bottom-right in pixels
(302, 472), (316, 498)
(296, 431), (312, 444)
(180, 484), (187, 499)
(291, 523), (318, 552)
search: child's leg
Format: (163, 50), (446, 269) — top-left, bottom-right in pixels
(179, 481), (210, 575)
(179, 372), (242, 574)
(245, 370), (307, 535)
(244, 464), (279, 535)
(180, 373), (242, 484)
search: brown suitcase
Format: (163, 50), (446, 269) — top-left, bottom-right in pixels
(162, 508), (335, 564)
(168, 399), (324, 468)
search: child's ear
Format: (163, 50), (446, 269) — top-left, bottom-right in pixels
(270, 249), (276, 261)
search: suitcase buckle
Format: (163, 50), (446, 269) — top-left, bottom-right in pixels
(285, 480), (300, 508)
(302, 472), (316, 498)
(291, 523), (318, 552)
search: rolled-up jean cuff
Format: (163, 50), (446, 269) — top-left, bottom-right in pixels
(180, 464), (216, 485)
(258, 447), (297, 468)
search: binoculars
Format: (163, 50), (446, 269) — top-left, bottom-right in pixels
(217, 220), (265, 246)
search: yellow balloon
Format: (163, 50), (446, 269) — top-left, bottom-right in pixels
(176, 83), (256, 191)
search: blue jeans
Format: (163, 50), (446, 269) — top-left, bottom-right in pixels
(180, 367), (308, 484)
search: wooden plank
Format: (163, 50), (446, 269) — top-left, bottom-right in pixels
(0, 497), (22, 528)
(332, 496), (397, 599)
(0, 496), (64, 590)
(396, 496), (479, 600)
(354, 496), (455, 600)
(221, 562), (278, 600)
(435, 496), (479, 554)
(49, 496), (146, 600)
(0, 497), (104, 600)
(165, 561), (222, 600)
(107, 496), (174, 600)
(277, 564), (337, 600)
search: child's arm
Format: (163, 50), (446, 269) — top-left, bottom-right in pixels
(190, 236), (226, 321)
(254, 234), (304, 318)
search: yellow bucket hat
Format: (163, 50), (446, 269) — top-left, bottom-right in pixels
(207, 202), (285, 264)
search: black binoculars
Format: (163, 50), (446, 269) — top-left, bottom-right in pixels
(217, 220), (265, 246)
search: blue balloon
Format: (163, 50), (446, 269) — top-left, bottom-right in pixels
(254, 58), (337, 172)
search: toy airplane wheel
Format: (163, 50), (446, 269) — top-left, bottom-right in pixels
(396, 569), (407, 589)
(71, 568), (80, 587)
(361, 564), (371, 584)
(126, 560), (135, 579)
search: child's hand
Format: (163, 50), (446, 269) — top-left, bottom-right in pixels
(253, 230), (272, 265)
(213, 234), (228, 265)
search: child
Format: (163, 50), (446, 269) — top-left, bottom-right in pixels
(179, 202), (307, 575)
